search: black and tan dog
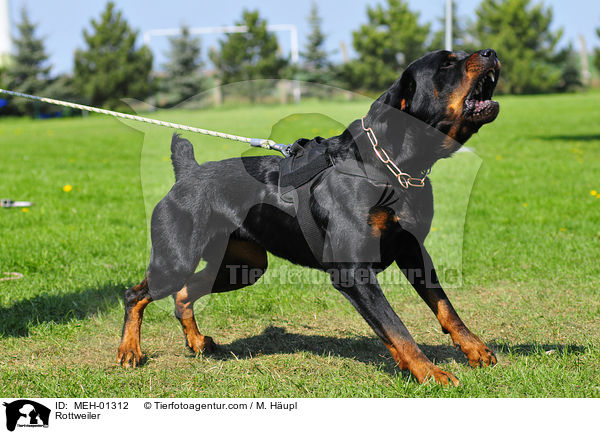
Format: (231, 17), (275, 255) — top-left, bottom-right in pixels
(117, 49), (501, 386)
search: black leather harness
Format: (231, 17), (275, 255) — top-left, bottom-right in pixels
(278, 136), (395, 262)
(278, 137), (334, 261)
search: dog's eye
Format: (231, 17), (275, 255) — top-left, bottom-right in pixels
(440, 59), (456, 69)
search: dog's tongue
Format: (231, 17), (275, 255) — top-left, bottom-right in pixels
(465, 99), (497, 115)
(475, 100), (491, 111)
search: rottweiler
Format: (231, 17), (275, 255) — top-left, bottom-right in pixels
(117, 49), (501, 386)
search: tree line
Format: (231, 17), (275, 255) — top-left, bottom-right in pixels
(1, 0), (598, 116)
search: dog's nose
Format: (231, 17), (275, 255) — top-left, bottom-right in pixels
(479, 49), (496, 58)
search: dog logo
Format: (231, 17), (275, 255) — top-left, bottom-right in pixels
(3, 400), (50, 431)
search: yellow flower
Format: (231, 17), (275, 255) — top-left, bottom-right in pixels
(495, 155), (502, 160)
(591, 190), (598, 196)
(63, 184), (73, 193)
(22, 208), (29, 213)
(560, 227), (566, 232)
(523, 203), (528, 207)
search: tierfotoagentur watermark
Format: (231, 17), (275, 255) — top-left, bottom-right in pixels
(225, 264), (461, 288)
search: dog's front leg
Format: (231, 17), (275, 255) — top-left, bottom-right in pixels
(395, 235), (497, 368)
(330, 265), (460, 386)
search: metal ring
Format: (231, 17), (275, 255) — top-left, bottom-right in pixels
(372, 145), (390, 163)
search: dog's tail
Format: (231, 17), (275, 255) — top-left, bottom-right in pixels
(171, 133), (199, 181)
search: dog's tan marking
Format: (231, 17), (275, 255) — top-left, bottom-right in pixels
(368, 208), (398, 237)
(117, 279), (151, 367)
(174, 286), (215, 353)
(434, 299), (497, 367)
(383, 332), (460, 386)
(443, 53), (492, 149)
(224, 239), (268, 271)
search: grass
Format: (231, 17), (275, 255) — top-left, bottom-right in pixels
(0, 91), (599, 397)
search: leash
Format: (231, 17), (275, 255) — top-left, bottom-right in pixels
(0, 88), (291, 157)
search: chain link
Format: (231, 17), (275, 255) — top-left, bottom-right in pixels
(361, 116), (429, 189)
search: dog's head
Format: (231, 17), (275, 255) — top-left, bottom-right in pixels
(366, 49), (501, 157)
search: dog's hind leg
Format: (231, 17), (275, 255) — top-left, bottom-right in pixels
(116, 197), (204, 367)
(174, 238), (268, 355)
(117, 278), (152, 367)
(173, 270), (217, 354)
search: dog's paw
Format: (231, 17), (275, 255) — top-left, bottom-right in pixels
(116, 346), (143, 368)
(466, 343), (497, 367)
(425, 367), (461, 387)
(454, 334), (497, 367)
(187, 334), (217, 355)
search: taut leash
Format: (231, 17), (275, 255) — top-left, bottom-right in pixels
(0, 88), (291, 157)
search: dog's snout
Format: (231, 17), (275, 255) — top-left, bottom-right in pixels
(479, 49), (496, 58)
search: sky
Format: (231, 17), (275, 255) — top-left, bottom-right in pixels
(8, 0), (600, 74)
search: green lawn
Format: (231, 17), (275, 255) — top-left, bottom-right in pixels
(0, 91), (598, 397)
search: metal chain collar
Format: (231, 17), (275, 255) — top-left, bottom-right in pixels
(361, 116), (430, 189)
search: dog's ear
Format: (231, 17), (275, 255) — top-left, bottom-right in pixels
(365, 68), (416, 129)
(397, 69), (416, 112)
(373, 69), (416, 113)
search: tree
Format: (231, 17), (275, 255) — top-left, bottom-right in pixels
(341, 0), (430, 92)
(209, 9), (288, 101)
(158, 25), (207, 107)
(471, 0), (563, 94)
(4, 7), (52, 116)
(74, 1), (153, 109)
(554, 43), (581, 92)
(299, 2), (333, 84)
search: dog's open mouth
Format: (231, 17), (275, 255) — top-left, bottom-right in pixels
(463, 68), (500, 124)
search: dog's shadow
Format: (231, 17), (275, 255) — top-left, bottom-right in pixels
(535, 133), (600, 142)
(0, 284), (123, 337)
(200, 325), (467, 374)
(194, 326), (588, 375)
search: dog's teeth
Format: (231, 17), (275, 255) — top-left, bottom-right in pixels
(488, 71), (495, 82)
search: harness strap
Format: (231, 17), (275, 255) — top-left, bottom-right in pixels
(294, 181), (327, 263)
(279, 152), (332, 188)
